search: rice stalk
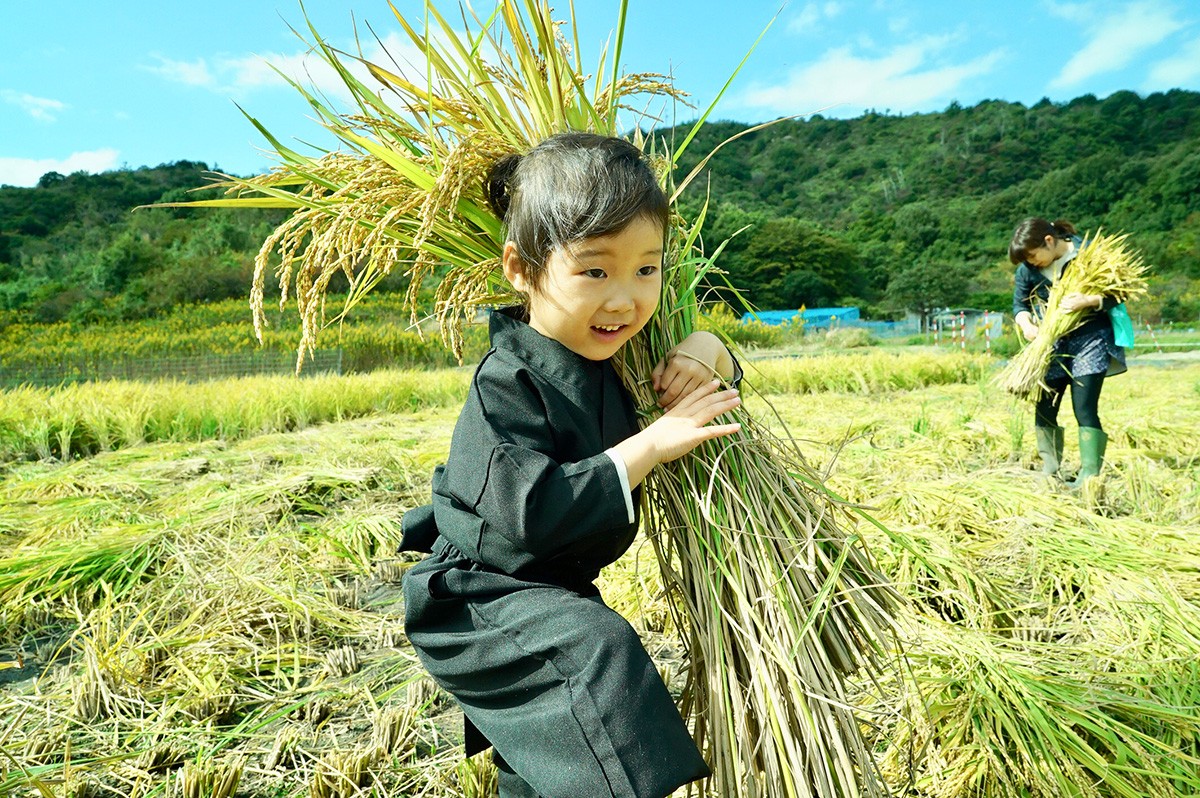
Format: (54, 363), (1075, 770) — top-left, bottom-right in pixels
(0, 523), (166, 621)
(309, 747), (378, 798)
(264, 726), (306, 771)
(880, 621), (1200, 798)
(372, 705), (420, 755)
(997, 230), (1149, 401)
(157, 0), (685, 365)
(173, 755), (243, 798)
(452, 753), (499, 798)
(622, 288), (899, 796)
(323, 645), (360, 678)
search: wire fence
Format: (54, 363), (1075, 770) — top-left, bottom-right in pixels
(0, 349), (344, 390)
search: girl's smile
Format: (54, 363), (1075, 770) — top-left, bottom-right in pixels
(504, 215), (664, 360)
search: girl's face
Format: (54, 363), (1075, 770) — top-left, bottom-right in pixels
(506, 216), (663, 360)
(1025, 234), (1070, 268)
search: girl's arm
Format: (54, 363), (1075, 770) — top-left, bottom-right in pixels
(612, 379), (741, 488)
(652, 330), (737, 409)
(439, 364), (738, 569)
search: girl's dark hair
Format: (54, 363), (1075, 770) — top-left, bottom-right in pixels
(484, 132), (669, 288)
(1008, 217), (1078, 265)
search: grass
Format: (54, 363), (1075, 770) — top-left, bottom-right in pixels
(0, 368), (471, 464)
(0, 295), (491, 387)
(1, 352), (1197, 796)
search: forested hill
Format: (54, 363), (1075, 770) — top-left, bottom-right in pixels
(666, 88), (1200, 320)
(0, 163), (290, 324)
(2, 89), (1199, 327)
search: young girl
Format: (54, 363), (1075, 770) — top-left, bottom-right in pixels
(401, 132), (742, 797)
(1009, 217), (1125, 486)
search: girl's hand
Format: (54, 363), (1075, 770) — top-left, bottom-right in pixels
(1059, 292), (1103, 313)
(1017, 317), (1040, 342)
(612, 380), (741, 486)
(652, 331), (735, 409)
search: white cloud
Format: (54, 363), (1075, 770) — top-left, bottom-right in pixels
(146, 31), (432, 109)
(1144, 35), (1200, 89)
(788, 1), (845, 34)
(0, 149), (121, 188)
(1, 89), (67, 122)
(1046, 2), (1092, 24)
(1049, 1), (1185, 88)
(735, 37), (1005, 116)
(143, 55), (216, 88)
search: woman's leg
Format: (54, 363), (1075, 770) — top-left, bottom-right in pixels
(1034, 377), (1069, 475)
(1069, 372), (1105, 430)
(1069, 372), (1108, 485)
(1035, 376), (1068, 429)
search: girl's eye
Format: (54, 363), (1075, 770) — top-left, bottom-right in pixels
(583, 268), (606, 279)
(638, 265), (659, 276)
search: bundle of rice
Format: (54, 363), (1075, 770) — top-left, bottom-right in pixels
(163, 2), (901, 795)
(997, 230), (1148, 401)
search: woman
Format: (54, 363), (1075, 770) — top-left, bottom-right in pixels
(1009, 217), (1125, 487)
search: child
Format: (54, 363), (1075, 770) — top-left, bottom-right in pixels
(401, 132), (742, 797)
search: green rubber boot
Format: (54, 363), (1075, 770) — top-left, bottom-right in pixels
(1069, 427), (1107, 489)
(1034, 425), (1064, 477)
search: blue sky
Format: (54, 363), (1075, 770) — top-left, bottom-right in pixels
(2, 0), (1199, 187)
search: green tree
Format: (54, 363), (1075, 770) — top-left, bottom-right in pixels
(885, 258), (974, 327)
(743, 217), (864, 303)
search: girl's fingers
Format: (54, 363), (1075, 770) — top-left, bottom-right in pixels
(675, 386), (740, 420)
(703, 422), (742, 439)
(668, 379), (722, 411)
(657, 372), (683, 406)
(651, 358), (666, 391)
(659, 369), (706, 408)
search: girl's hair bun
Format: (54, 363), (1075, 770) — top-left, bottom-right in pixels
(484, 153), (522, 221)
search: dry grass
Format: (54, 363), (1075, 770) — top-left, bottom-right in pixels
(4, 353), (1196, 796)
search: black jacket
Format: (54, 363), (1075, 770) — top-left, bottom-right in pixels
(400, 308), (711, 794)
(401, 306), (640, 589)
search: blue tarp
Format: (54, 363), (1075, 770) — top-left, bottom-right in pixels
(740, 307), (861, 328)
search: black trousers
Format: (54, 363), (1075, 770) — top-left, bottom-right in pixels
(1035, 372), (1105, 430)
(496, 751), (542, 798)
(405, 555), (710, 798)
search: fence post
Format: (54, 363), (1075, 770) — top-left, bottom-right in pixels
(959, 311), (966, 350)
(1144, 323), (1163, 353)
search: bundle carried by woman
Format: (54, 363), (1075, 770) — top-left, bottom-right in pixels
(998, 229), (1148, 401)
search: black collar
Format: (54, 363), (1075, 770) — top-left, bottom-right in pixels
(488, 307), (606, 389)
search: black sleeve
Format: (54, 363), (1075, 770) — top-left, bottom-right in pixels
(1012, 265), (1036, 317)
(437, 361), (630, 571)
(398, 501), (438, 553)
(728, 349), (744, 389)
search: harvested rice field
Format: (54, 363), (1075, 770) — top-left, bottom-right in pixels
(2, 350), (1198, 797)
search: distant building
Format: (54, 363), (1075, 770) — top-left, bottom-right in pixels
(741, 307), (860, 331)
(742, 306), (924, 338)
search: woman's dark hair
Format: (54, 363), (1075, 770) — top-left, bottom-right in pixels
(484, 132), (669, 289)
(1008, 217), (1078, 265)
